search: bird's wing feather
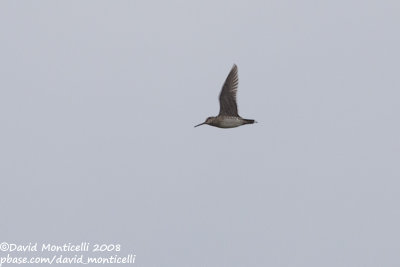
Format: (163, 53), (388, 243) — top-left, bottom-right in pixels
(218, 64), (239, 116)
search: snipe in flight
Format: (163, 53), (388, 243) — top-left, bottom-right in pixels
(195, 64), (257, 128)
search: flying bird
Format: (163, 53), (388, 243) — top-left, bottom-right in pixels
(195, 64), (257, 128)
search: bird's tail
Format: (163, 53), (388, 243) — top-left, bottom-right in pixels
(243, 119), (257, 124)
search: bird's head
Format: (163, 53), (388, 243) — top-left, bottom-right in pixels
(194, 117), (215, 127)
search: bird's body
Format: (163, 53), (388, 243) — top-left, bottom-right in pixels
(204, 116), (255, 128)
(195, 64), (256, 129)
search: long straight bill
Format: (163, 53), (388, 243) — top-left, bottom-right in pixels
(194, 122), (206, 127)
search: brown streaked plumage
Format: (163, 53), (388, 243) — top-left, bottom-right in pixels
(195, 64), (257, 129)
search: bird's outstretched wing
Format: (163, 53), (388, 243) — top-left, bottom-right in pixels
(218, 64), (239, 116)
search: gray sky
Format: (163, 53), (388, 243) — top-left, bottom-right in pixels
(1, 1), (399, 266)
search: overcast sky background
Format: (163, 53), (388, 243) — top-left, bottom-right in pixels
(1, 1), (399, 266)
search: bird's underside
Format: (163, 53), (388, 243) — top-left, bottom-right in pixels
(208, 116), (256, 128)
